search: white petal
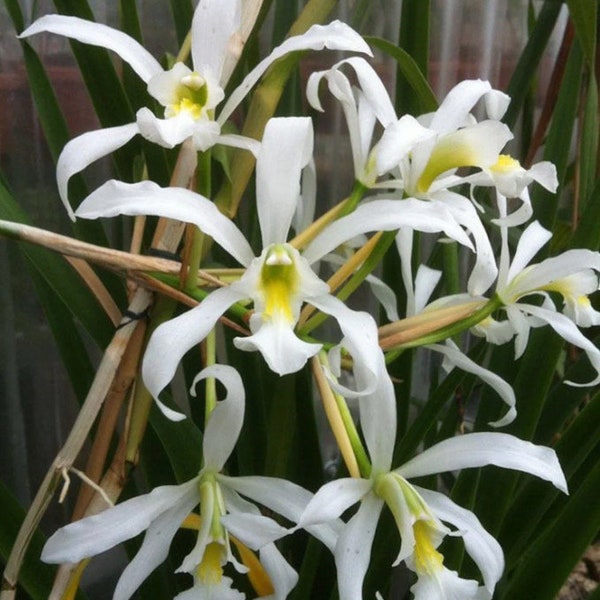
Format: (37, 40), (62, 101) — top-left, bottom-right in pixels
(215, 132), (261, 156)
(413, 265), (442, 314)
(221, 512), (289, 549)
(256, 117), (313, 246)
(410, 566), (483, 600)
(366, 272), (399, 321)
(259, 544), (298, 600)
(218, 20), (372, 124)
(311, 294), (381, 398)
(175, 576), (244, 600)
(299, 478), (371, 527)
(191, 0), (241, 82)
(142, 285), (248, 401)
(430, 79), (492, 134)
(396, 433), (568, 494)
(20, 15), (162, 83)
(433, 191), (497, 296)
(430, 341), (516, 427)
(293, 158), (317, 233)
(528, 161), (558, 192)
(219, 475), (342, 552)
(335, 494), (384, 600)
(519, 303), (600, 386)
(41, 479), (197, 564)
(357, 360), (397, 472)
(57, 124), (139, 220)
(344, 56), (397, 126)
(484, 89), (511, 120)
(219, 475), (313, 522)
(510, 249), (600, 299)
(376, 115), (435, 175)
(192, 365), (245, 471)
(417, 487), (503, 594)
(234, 317), (322, 375)
(505, 221), (552, 287)
(136, 107), (218, 150)
(303, 198), (473, 264)
(113, 484), (200, 600)
(76, 179), (254, 266)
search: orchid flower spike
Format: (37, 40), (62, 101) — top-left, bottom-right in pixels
(20, 0), (372, 219)
(76, 116), (475, 420)
(41, 365), (339, 600)
(298, 363), (567, 600)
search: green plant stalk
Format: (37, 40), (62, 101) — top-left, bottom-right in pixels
(334, 385), (371, 478)
(384, 295), (503, 363)
(184, 150), (212, 291)
(204, 329), (217, 424)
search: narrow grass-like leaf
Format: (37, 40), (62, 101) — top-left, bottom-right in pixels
(531, 39), (583, 232)
(169, 0), (194, 47)
(0, 180), (114, 349)
(149, 404), (203, 483)
(23, 262), (95, 403)
(366, 36), (438, 114)
(498, 457), (600, 600)
(0, 480), (68, 600)
(567, 0), (597, 66)
(577, 73), (598, 212)
(394, 0), (430, 115)
(500, 389), (600, 568)
(504, 1), (562, 128)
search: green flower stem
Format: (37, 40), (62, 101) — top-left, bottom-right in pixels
(384, 294), (503, 364)
(184, 150), (212, 291)
(333, 384), (372, 478)
(443, 242), (460, 296)
(204, 329), (217, 424)
(312, 353), (371, 479)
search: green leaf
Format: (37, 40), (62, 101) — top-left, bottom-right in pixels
(504, 1), (563, 128)
(499, 456), (600, 600)
(365, 36), (438, 114)
(394, 0), (430, 115)
(577, 73), (599, 215)
(0, 480), (60, 600)
(149, 405), (203, 483)
(0, 180), (114, 350)
(500, 390), (600, 568)
(169, 0), (194, 47)
(567, 0), (597, 66)
(531, 38), (584, 232)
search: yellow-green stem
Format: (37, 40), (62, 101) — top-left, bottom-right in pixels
(184, 150), (212, 290)
(204, 329), (218, 425)
(312, 353), (371, 478)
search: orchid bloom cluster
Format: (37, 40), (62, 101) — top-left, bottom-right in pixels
(20, 1), (600, 599)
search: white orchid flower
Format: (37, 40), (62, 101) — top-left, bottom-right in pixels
(20, 0), (371, 219)
(298, 361), (567, 600)
(471, 220), (600, 385)
(41, 364), (338, 600)
(464, 154), (558, 227)
(76, 117), (475, 419)
(310, 69), (510, 297)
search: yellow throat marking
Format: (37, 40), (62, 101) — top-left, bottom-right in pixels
(260, 245), (299, 324)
